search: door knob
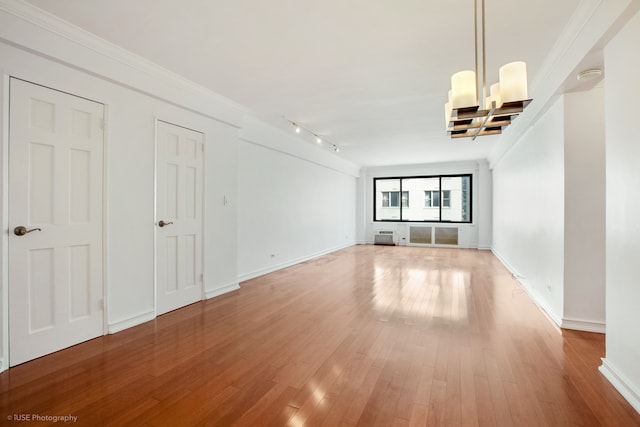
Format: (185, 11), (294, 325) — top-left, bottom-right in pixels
(14, 226), (42, 236)
(158, 220), (174, 228)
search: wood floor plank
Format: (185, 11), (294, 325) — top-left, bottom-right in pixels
(459, 347), (480, 427)
(409, 403), (429, 427)
(0, 245), (638, 426)
(425, 379), (447, 426)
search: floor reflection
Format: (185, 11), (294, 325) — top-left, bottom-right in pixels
(370, 247), (471, 324)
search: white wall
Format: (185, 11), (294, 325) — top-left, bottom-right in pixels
(355, 175), (368, 244)
(0, 5), (245, 368)
(492, 84), (611, 335)
(477, 160), (492, 249)
(359, 160), (490, 249)
(203, 123), (240, 299)
(237, 118), (358, 281)
(0, 2), (362, 371)
(600, 8), (640, 413)
(0, 38), (241, 333)
(563, 87), (606, 330)
(492, 97), (566, 323)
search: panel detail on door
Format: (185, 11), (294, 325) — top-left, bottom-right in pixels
(184, 234), (196, 289)
(156, 121), (204, 315)
(68, 244), (91, 320)
(30, 98), (55, 131)
(165, 235), (179, 293)
(28, 248), (55, 332)
(9, 79), (104, 367)
(69, 149), (91, 223)
(29, 142), (55, 224)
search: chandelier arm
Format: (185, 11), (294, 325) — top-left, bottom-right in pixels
(481, 0), (487, 107)
(474, 0), (479, 106)
(446, 0), (531, 139)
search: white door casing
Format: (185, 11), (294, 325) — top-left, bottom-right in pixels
(8, 79), (104, 366)
(155, 120), (204, 315)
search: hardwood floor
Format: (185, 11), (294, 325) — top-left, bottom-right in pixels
(1, 245), (639, 426)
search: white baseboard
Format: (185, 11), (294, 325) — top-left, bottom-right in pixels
(0, 358), (4, 373)
(108, 310), (155, 334)
(107, 284), (241, 334)
(491, 248), (524, 279)
(205, 282), (240, 299)
(492, 248), (563, 328)
(600, 358), (640, 414)
(561, 318), (606, 334)
(525, 284), (563, 328)
(492, 248), (607, 334)
(238, 242), (355, 282)
(477, 245), (492, 251)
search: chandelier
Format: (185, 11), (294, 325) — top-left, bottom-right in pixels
(445, 0), (532, 140)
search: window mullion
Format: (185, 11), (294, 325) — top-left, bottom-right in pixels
(399, 180), (403, 221)
(439, 177), (442, 221)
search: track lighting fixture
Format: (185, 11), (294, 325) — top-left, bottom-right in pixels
(286, 118), (341, 154)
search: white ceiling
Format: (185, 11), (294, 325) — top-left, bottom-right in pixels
(25, 0), (584, 167)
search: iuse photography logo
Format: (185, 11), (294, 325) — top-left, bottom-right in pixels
(7, 414), (78, 423)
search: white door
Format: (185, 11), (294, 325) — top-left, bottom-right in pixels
(155, 120), (203, 315)
(9, 79), (104, 366)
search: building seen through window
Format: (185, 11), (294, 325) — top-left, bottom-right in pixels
(374, 175), (471, 222)
(381, 191), (409, 208)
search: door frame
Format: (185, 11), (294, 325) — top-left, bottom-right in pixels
(0, 75), (109, 370)
(153, 118), (206, 316)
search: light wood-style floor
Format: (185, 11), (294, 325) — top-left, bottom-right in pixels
(1, 245), (639, 426)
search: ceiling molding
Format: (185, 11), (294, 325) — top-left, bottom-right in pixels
(487, 0), (633, 168)
(0, 0), (247, 127)
(529, 0), (604, 95)
(239, 115), (361, 178)
(0, 0), (606, 168)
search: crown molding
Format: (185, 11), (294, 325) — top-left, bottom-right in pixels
(0, 0), (247, 127)
(487, 0), (632, 168)
(239, 114), (361, 178)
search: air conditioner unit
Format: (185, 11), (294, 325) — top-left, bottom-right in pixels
(374, 231), (396, 246)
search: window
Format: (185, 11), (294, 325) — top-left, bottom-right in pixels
(374, 175), (471, 222)
(381, 191), (394, 207)
(442, 190), (450, 208)
(381, 191), (408, 207)
(376, 179), (401, 219)
(424, 191), (440, 207)
(401, 191), (409, 207)
(390, 191), (399, 207)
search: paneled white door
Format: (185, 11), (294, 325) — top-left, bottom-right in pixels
(9, 79), (104, 366)
(156, 121), (203, 315)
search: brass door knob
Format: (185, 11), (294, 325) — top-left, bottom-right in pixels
(158, 220), (174, 228)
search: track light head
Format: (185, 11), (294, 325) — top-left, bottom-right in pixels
(285, 118), (340, 154)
